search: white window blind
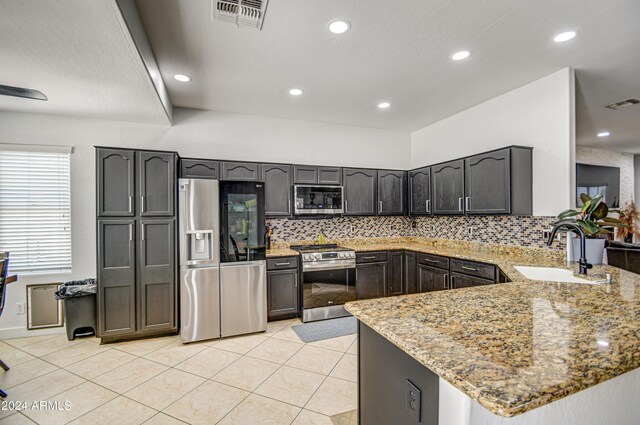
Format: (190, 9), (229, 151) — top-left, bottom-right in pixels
(0, 149), (72, 274)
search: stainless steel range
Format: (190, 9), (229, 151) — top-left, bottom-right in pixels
(291, 244), (356, 322)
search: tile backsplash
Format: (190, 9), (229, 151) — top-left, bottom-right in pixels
(267, 215), (563, 250)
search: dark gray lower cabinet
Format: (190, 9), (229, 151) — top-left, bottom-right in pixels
(404, 252), (417, 294)
(450, 272), (495, 289)
(344, 168), (377, 215)
(356, 262), (387, 299)
(97, 220), (136, 337)
(431, 159), (465, 215)
(387, 251), (404, 296)
(417, 264), (449, 293)
(138, 219), (176, 332)
(359, 322), (439, 425)
(262, 163), (292, 217)
(267, 257), (299, 321)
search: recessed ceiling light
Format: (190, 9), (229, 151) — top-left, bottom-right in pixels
(328, 20), (351, 34)
(553, 31), (577, 43)
(174, 74), (191, 82)
(377, 102), (391, 109)
(451, 50), (470, 61)
(289, 88), (303, 96)
(597, 131), (610, 137)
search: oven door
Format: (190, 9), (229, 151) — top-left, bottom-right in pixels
(302, 267), (356, 310)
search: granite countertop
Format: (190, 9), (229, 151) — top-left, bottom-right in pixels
(337, 237), (640, 417)
(266, 246), (299, 257)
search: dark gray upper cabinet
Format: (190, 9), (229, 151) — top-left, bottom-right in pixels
(344, 168), (377, 215)
(465, 147), (532, 215)
(180, 159), (220, 179)
(97, 219), (136, 337)
(138, 219), (176, 333)
(97, 148), (135, 217)
(387, 251), (404, 296)
(409, 166), (431, 215)
(262, 163), (292, 217)
(431, 159), (464, 215)
(221, 161), (261, 181)
(377, 170), (406, 215)
(293, 165), (342, 185)
(318, 167), (342, 185)
(139, 151), (175, 217)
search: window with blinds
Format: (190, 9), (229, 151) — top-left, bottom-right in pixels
(0, 147), (72, 274)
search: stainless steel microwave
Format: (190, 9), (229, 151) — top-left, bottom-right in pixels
(293, 185), (344, 215)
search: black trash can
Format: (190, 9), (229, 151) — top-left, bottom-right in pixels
(54, 278), (97, 341)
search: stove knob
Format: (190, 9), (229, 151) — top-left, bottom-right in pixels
(314, 253), (322, 260)
(339, 252), (345, 258)
(303, 254), (311, 261)
(349, 252), (355, 258)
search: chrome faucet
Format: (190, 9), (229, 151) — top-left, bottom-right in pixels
(547, 220), (593, 275)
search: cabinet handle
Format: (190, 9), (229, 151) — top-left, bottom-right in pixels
(423, 258), (439, 263)
(379, 201), (383, 212)
(129, 223), (133, 241)
(275, 262), (290, 266)
(465, 197), (470, 211)
(462, 266), (477, 272)
(443, 274), (448, 289)
(426, 199), (430, 213)
(345, 200), (348, 212)
(141, 195), (145, 213)
(363, 256), (376, 260)
(141, 223), (145, 241)
(458, 197), (463, 211)
(128, 196), (133, 213)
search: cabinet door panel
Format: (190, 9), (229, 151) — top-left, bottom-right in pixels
(262, 164), (292, 217)
(222, 161), (261, 181)
(139, 151), (175, 217)
(180, 159), (220, 179)
(267, 269), (299, 320)
(344, 168), (377, 216)
(465, 149), (511, 214)
(450, 272), (494, 289)
(409, 167), (431, 215)
(356, 262), (387, 299)
(318, 167), (342, 185)
(432, 160), (464, 215)
(293, 165), (318, 184)
(97, 149), (135, 217)
(139, 219), (176, 332)
(387, 251), (404, 296)
(404, 252), (417, 294)
(417, 264), (449, 293)
(98, 220), (136, 337)
(378, 171), (406, 215)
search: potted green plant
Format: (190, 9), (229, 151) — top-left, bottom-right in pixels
(616, 201), (639, 243)
(555, 193), (624, 264)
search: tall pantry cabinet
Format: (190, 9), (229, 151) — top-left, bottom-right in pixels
(96, 147), (178, 341)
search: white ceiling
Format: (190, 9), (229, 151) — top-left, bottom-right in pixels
(0, 0), (169, 125)
(134, 0), (640, 151)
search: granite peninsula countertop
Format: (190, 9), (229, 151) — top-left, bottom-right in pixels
(315, 237), (640, 417)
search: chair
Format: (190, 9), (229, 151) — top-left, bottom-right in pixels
(229, 236), (247, 261)
(0, 253), (10, 398)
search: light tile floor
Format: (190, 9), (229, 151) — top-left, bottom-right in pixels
(0, 319), (357, 424)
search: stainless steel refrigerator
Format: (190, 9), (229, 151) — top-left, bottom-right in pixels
(179, 178), (267, 343)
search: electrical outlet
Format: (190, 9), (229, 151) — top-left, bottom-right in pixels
(431, 224), (436, 232)
(411, 221), (417, 229)
(350, 225), (355, 234)
(16, 302), (25, 315)
(406, 380), (422, 421)
(389, 224), (394, 232)
(467, 226), (473, 236)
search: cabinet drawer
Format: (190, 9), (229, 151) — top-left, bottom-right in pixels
(416, 253), (449, 270)
(356, 252), (388, 263)
(267, 256), (299, 270)
(450, 259), (496, 281)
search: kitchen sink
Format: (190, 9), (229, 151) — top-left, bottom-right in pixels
(513, 266), (608, 284)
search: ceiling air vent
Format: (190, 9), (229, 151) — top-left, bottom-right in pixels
(214, 0), (269, 30)
(605, 98), (639, 110)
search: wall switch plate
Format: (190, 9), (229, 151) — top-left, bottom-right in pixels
(467, 226), (473, 236)
(16, 302), (25, 315)
(406, 380), (422, 422)
(431, 224), (435, 232)
(350, 225), (355, 234)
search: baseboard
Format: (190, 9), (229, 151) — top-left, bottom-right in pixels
(0, 326), (65, 340)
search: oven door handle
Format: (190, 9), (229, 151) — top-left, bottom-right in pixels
(302, 263), (356, 272)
